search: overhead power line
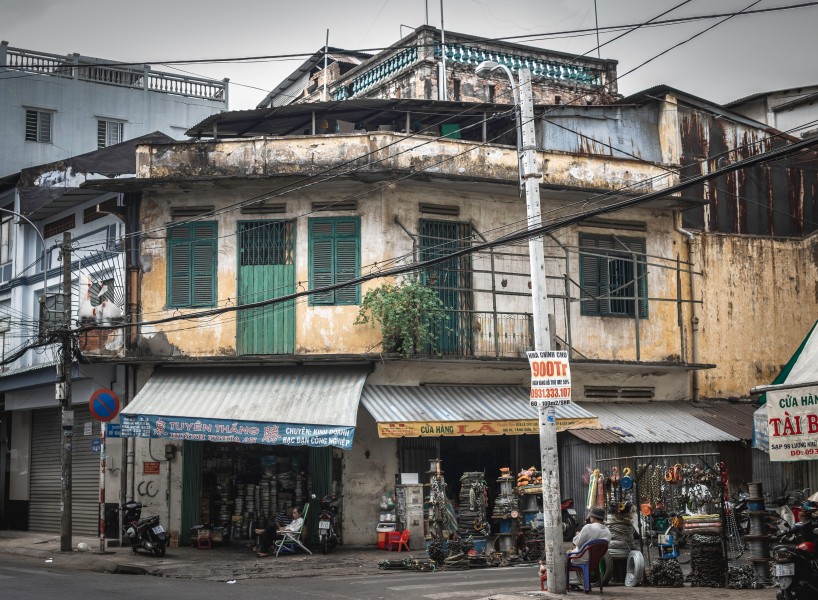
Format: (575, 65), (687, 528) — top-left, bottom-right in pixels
(2, 3), (816, 70)
(71, 134), (818, 337)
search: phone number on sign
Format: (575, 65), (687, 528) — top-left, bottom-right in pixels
(530, 387), (571, 400)
(789, 448), (818, 457)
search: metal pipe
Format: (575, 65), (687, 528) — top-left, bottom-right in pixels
(439, 0), (447, 101)
(675, 212), (699, 401)
(393, 216), (417, 263)
(632, 252), (640, 361)
(323, 30), (329, 102)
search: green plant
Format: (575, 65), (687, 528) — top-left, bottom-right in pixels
(355, 277), (447, 356)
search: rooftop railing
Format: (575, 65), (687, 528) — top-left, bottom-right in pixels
(0, 42), (228, 103)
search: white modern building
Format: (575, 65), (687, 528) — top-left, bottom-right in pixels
(0, 40), (229, 178)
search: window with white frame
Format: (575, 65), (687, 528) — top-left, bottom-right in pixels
(38, 293), (65, 338)
(97, 119), (124, 148)
(0, 217), (12, 264)
(25, 109), (52, 143)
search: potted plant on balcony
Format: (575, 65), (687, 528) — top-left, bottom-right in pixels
(355, 276), (447, 356)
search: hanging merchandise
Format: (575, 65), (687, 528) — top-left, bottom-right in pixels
(620, 467), (633, 491)
(587, 469), (599, 510)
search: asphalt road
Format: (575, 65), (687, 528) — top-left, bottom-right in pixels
(0, 553), (536, 600)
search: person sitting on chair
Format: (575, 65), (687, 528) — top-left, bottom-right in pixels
(569, 506), (611, 564)
(255, 506), (303, 557)
(274, 507), (293, 528)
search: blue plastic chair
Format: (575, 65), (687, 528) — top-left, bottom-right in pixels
(566, 538), (610, 593)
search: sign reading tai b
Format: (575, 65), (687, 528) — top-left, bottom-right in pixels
(527, 350), (571, 406)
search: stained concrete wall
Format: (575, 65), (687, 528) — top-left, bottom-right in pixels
(137, 176), (685, 365)
(693, 232), (818, 398)
(341, 405), (398, 546)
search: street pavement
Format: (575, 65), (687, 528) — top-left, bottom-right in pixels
(0, 530), (778, 598)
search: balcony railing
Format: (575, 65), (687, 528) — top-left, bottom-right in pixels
(1, 43), (227, 103)
(427, 310), (533, 358)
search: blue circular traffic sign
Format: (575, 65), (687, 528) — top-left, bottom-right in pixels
(89, 388), (120, 422)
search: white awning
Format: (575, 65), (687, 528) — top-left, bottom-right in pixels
(121, 366), (368, 449)
(361, 385), (599, 437)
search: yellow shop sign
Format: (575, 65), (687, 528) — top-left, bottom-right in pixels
(376, 417), (598, 438)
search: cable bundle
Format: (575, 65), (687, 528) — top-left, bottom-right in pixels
(649, 558), (684, 587)
(728, 565), (762, 589)
(687, 533), (726, 587)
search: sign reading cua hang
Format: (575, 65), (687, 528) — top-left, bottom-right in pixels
(527, 350), (572, 407)
(766, 385), (818, 461)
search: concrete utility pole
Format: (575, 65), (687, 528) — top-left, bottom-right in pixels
(475, 61), (566, 594)
(58, 231), (73, 552)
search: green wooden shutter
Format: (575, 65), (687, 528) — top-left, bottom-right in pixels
(167, 222), (217, 308)
(335, 219), (360, 305)
(169, 226), (192, 306)
(191, 224), (216, 307)
(309, 218), (360, 306)
(579, 233), (647, 318)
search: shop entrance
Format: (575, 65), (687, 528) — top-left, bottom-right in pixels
(398, 435), (542, 502)
(181, 442), (335, 547)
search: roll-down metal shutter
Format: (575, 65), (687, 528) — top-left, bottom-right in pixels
(29, 407), (100, 535)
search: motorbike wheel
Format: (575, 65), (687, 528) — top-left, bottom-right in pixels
(321, 539), (328, 555)
(562, 515), (577, 542)
(152, 542), (166, 558)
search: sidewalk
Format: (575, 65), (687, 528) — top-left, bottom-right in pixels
(0, 530), (778, 598)
(0, 529), (390, 580)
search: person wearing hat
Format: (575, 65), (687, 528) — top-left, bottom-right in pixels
(569, 506), (611, 564)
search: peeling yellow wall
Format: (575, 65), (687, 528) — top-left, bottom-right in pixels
(694, 233), (818, 398)
(137, 173), (686, 364)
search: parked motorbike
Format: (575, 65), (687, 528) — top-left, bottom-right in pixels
(318, 494), (341, 554)
(773, 541), (818, 600)
(117, 501), (169, 557)
(562, 498), (577, 541)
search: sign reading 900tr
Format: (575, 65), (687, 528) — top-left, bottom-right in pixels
(526, 350), (571, 406)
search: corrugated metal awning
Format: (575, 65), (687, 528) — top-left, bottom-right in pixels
(120, 366), (368, 449)
(361, 385), (599, 437)
(573, 402), (740, 444)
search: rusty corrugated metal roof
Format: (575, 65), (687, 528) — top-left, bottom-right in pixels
(685, 401), (757, 441)
(572, 402), (740, 444)
(568, 428), (625, 444)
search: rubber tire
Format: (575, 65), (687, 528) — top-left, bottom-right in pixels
(152, 542), (166, 557)
(562, 515), (577, 542)
(321, 539), (328, 555)
(588, 552), (614, 586)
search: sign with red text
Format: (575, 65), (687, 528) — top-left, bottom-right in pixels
(527, 350), (572, 406)
(766, 385), (818, 461)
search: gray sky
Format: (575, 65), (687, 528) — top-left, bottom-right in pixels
(2, 0), (816, 111)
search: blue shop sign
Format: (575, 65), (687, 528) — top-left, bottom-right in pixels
(120, 414), (355, 449)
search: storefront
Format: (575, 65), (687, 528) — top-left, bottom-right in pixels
(362, 384), (598, 473)
(358, 385), (600, 549)
(753, 319), (818, 493)
(3, 364), (124, 535)
(121, 365), (367, 545)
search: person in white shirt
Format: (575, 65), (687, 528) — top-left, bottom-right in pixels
(255, 506), (304, 557)
(569, 506), (611, 564)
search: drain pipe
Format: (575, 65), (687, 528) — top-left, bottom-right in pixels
(675, 212), (699, 402)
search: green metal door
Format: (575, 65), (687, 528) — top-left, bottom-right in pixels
(238, 221), (295, 355)
(419, 219), (473, 355)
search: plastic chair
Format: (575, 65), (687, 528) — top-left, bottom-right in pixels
(565, 539), (610, 593)
(274, 504), (312, 556)
(387, 530), (410, 552)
